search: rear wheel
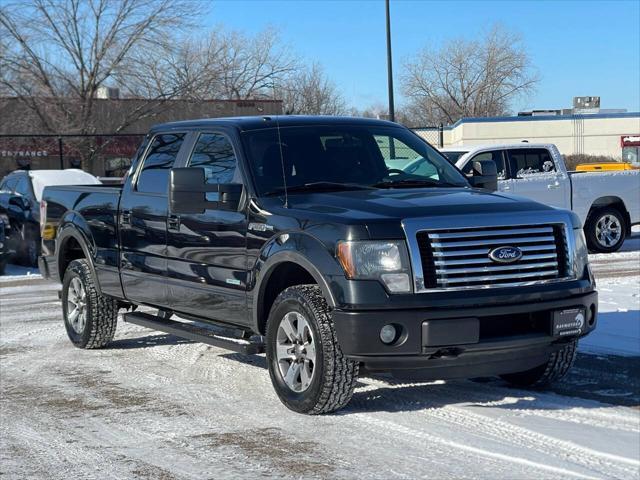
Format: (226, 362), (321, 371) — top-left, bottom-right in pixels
(266, 285), (359, 414)
(585, 207), (626, 253)
(500, 340), (577, 387)
(62, 259), (118, 349)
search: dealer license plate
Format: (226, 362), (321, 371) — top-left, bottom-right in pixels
(552, 308), (586, 337)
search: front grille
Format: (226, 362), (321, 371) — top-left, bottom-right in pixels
(416, 224), (570, 290)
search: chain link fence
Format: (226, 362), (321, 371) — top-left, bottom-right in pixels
(411, 125), (444, 148)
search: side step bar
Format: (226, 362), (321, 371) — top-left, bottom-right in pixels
(123, 312), (265, 355)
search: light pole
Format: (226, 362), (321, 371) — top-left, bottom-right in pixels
(385, 0), (395, 123)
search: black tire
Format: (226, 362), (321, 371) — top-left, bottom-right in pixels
(500, 340), (577, 388)
(62, 259), (118, 349)
(266, 285), (359, 414)
(585, 207), (627, 253)
(0, 258), (5, 275)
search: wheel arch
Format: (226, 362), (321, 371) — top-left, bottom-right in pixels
(56, 215), (101, 294)
(251, 235), (343, 335)
(588, 196), (631, 234)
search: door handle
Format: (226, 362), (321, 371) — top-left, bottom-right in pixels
(502, 185), (511, 191)
(547, 182), (560, 189)
(121, 210), (131, 225)
(168, 215), (181, 231)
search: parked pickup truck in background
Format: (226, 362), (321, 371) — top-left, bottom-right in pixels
(40, 117), (597, 414)
(434, 144), (640, 253)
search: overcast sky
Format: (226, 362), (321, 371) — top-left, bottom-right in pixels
(205, 0), (640, 114)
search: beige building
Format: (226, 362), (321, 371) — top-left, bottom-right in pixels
(416, 112), (640, 160)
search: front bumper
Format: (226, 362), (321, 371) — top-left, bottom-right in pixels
(333, 290), (597, 378)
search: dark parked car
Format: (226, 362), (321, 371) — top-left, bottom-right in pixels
(0, 169), (100, 265)
(41, 116), (597, 414)
(0, 211), (14, 274)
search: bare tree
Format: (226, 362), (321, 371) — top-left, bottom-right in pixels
(0, 0), (202, 166)
(276, 63), (346, 115)
(402, 25), (538, 125)
(130, 27), (299, 101)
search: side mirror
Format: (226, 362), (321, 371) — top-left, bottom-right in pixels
(169, 167), (243, 214)
(469, 160), (498, 192)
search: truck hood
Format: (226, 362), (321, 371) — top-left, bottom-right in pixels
(264, 187), (562, 221)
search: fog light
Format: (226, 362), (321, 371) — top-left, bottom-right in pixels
(380, 324), (397, 344)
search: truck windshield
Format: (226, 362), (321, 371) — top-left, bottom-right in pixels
(242, 125), (469, 196)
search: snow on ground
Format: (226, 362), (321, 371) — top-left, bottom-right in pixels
(582, 234), (640, 357)
(0, 237), (639, 479)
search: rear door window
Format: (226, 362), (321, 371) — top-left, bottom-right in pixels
(136, 133), (185, 194)
(507, 148), (556, 177)
(462, 151), (507, 179)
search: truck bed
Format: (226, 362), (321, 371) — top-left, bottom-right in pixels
(568, 169), (640, 226)
(41, 184), (123, 293)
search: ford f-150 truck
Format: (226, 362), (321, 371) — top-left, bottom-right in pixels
(434, 143), (640, 253)
(40, 117), (597, 414)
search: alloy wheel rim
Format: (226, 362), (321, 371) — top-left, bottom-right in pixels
(275, 311), (316, 393)
(595, 214), (622, 247)
(67, 277), (87, 334)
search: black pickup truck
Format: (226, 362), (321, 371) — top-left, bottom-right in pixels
(40, 116), (597, 414)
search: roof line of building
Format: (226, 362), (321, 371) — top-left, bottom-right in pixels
(439, 111), (640, 130)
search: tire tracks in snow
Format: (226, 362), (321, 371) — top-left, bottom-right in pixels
(356, 377), (638, 479)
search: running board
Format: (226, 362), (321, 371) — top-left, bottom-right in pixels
(123, 312), (264, 355)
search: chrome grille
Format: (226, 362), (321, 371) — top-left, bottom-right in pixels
(416, 224), (571, 290)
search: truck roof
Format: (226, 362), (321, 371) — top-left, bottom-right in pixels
(151, 115), (399, 132)
(440, 143), (557, 154)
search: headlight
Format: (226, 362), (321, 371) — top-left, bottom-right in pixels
(573, 228), (590, 280)
(336, 240), (412, 293)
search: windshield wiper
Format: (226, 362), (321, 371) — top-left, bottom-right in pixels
(371, 178), (463, 189)
(263, 181), (377, 196)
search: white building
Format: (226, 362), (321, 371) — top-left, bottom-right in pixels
(416, 112), (640, 160)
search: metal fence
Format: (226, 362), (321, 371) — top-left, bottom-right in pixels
(411, 125), (444, 148)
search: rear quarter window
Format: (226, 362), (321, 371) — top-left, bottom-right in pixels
(508, 148), (556, 177)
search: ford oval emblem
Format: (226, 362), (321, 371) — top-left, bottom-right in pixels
(489, 246), (523, 264)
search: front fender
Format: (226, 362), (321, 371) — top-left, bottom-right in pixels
(250, 232), (346, 331)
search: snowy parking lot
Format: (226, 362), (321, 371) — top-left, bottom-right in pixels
(1, 236), (639, 479)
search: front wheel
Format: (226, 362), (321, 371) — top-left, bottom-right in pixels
(585, 207), (626, 253)
(500, 340), (577, 388)
(266, 285), (359, 414)
(62, 259), (118, 349)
